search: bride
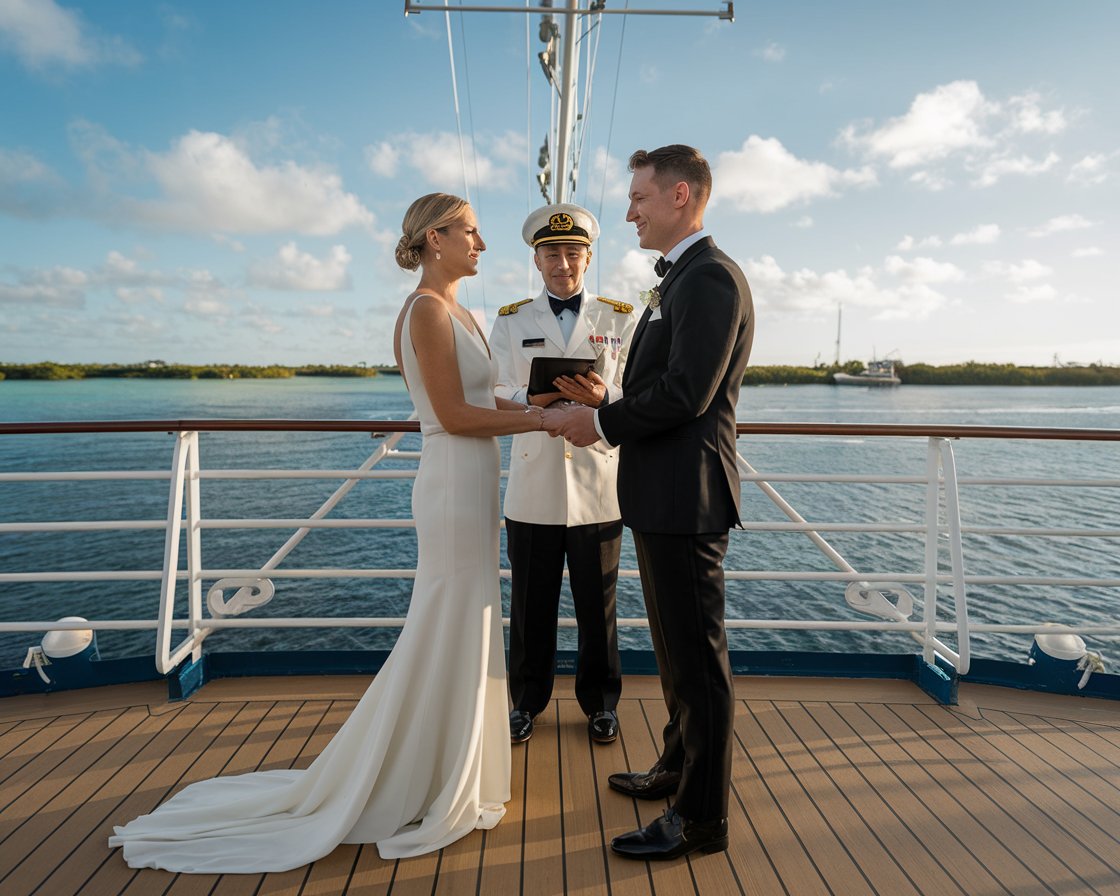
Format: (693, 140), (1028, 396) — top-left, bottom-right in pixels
(109, 193), (547, 873)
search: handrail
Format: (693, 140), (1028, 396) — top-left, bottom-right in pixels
(2, 419), (1118, 441)
(3, 420), (1118, 680)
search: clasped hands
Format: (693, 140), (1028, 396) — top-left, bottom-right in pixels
(531, 372), (604, 447)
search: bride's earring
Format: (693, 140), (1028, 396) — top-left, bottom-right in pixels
(436, 251), (441, 260)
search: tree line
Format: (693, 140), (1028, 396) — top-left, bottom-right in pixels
(2, 360), (1119, 386)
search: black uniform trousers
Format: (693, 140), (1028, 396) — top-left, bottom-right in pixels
(632, 529), (734, 823)
(506, 517), (623, 718)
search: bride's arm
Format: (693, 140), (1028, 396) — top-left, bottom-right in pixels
(409, 298), (544, 436)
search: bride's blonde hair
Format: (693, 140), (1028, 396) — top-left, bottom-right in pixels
(396, 193), (471, 271)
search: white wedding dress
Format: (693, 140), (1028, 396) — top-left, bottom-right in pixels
(110, 302), (511, 872)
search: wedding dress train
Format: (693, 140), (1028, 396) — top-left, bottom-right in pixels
(110, 302), (510, 872)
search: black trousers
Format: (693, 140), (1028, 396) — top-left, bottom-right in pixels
(506, 517), (623, 717)
(632, 530), (733, 823)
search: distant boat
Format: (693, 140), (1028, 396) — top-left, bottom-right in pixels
(833, 358), (902, 386)
(830, 303), (901, 385)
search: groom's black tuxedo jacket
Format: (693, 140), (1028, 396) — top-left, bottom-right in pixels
(598, 237), (754, 533)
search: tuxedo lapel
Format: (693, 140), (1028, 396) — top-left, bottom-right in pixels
(625, 237), (716, 381)
(657, 236), (715, 298)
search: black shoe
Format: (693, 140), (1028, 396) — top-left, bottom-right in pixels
(588, 710), (619, 744)
(510, 710), (534, 743)
(611, 808), (728, 860)
(607, 764), (681, 800)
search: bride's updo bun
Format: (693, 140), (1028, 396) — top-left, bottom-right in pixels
(396, 193), (471, 271)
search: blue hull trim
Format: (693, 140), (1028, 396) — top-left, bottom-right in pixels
(2, 649), (1116, 704)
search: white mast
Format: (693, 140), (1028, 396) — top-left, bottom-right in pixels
(553, 1), (580, 203)
(403, 2), (734, 203)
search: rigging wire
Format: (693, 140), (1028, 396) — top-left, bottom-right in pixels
(443, 2), (487, 314)
(573, 11), (603, 208)
(594, 1), (630, 296)
(453, 2), (487, 314)
(525, 1), (536, 299)
(443, 7), (471, 208)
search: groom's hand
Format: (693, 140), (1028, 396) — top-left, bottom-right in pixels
(554, 405), (601, 447)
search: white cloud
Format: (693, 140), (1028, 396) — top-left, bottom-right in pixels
(0, 0), (141, 70)
(896, 234), (943, 251)
(0, 146), (68, 217)
(1068, 153), (1109, 185)
(843, 81), (1070, 190)
(1072, 246), (1104, 258)
(1007, 92), (1067, 135)
(248, 243), (353, 291)
(712, 136), (876, 213)
(364, 130), (525, 193)
(756, 41), (785, 62)
(907, 170), (951, 191)
(1006, 284), (1058, 304)
(365, 141), (400, 178)
(0, 146), (53, 182)
(1029, 214), (1093, 237)
(602, 249), (659, 304)
(973, 151), (1059, 187)
(742, 254), (952, 321)
(842, 80), (996, 169)
(884, 255), (965, 284)
(586, 147), (629, 201)
(0, 251), (235, 310)
(0, 265), (88, 307)
(133, 130), (374, 235)
(793, 216), (813, 229)
(984, 259), (1053, 282)
(950, 224), (1000, 245)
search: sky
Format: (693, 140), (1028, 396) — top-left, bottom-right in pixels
(0, 0), (1116, 368)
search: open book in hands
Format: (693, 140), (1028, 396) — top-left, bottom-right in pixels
(527, 353), (605, 396)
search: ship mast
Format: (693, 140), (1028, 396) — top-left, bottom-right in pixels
(403, 2), (734, 203)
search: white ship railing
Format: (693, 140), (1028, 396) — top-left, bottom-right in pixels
(1, 420), (1118, 676)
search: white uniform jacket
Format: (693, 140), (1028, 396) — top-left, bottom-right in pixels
(490, 289), (638, 526)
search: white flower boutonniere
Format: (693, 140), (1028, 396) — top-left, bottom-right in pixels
(638, 285), (661, 309)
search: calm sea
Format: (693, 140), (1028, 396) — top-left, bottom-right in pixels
(1, 378), (1118, 668)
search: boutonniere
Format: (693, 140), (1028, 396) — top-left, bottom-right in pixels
(638, 285), (661, 308)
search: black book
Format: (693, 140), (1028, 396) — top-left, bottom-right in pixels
(527, 353), (605, 396)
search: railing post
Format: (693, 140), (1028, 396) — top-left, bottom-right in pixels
(937, 439), (971, 674)
(185, 430), (203, 665)
(922, 438), (941, 667)
(156, 431), (191, 674)
(922, 437), (971, 675)
(157, 430), (207, 674)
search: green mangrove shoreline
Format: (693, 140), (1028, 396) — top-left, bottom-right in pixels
(2, 361), (1120, 386)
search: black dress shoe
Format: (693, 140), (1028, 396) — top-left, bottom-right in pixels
(509, 709), (534, 743)
(611, 808), (728, 860)
(607, 764), (681, 800)
(588, 710), (619, 744)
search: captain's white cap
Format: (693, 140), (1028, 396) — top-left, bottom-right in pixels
(522, 203), (600, 248)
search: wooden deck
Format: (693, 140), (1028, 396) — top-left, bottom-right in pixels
(1, 674), (1118, 896)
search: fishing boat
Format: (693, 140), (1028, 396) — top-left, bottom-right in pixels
(1, 3), (1118, 894)
(833, 358), (903, 386)
(831, 305), (902, 385)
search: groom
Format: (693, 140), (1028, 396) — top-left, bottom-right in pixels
(546, 144), (754, 860)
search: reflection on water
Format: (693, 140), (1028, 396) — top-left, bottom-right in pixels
(2, 379), (1118, 667)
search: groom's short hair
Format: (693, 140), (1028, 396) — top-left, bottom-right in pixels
(629, 145), (712, 206)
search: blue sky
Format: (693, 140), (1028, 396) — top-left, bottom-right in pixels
(1, 0), (1116, 367)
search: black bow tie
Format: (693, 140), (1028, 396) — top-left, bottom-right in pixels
(548, 294), (581, 316)
(654, 256), (673, 278)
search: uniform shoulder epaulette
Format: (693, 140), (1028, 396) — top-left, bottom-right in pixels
(597, 296), (633, 314)
(498, 298), (534, 316)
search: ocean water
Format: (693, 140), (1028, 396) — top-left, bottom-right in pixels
(1, 378), (1118, 668)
